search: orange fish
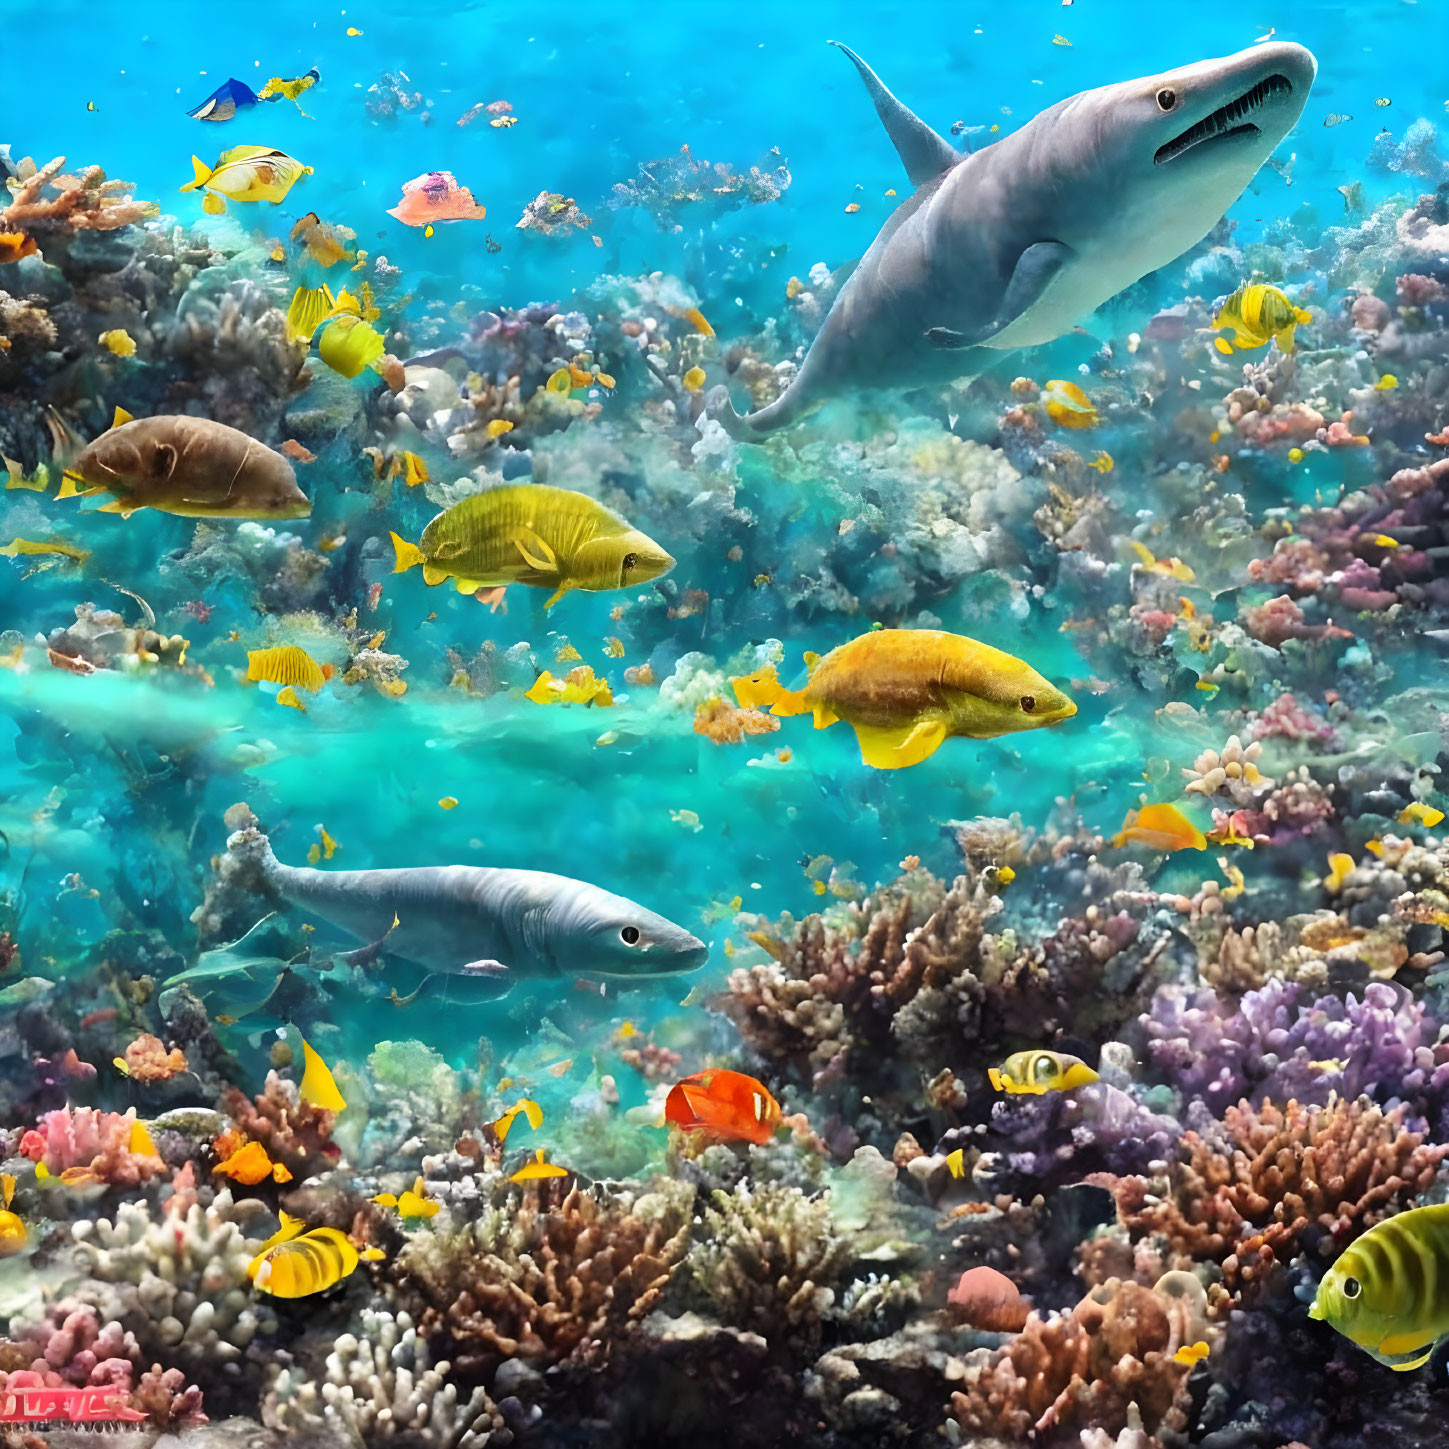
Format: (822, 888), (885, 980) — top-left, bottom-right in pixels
(664, 1068), (783, 1146)
(213, 1139), (293, 1185)
(1111, 802), (1207, 852)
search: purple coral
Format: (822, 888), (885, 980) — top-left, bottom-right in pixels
(1141, 980), (1449, 1113)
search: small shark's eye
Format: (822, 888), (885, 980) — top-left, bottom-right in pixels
(1020, 694), (1037, 713)
(622, 552), (638, 573)
(620, 925), (641, 945)
(1342, 1276), (1361, 1299)
(1156, 87), (1178, 112)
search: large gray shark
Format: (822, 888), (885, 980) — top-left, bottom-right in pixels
(212, 808), (708, 990)
(709, 40), (1316, 438)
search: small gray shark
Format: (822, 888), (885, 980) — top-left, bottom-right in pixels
(216, 810), (708, 989)
(709, 40), (1316, 438)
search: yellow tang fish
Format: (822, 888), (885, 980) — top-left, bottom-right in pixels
(525, 666), (613, 707)
(318, 313), (386, 379)
(246, 645), (330, 694)
(180, 146), (313, 214)
(1310, 1204), (1449, 1369)
(99, 329), (137, 358)
(0, 1172), (25, 1258)
(248, 1213), (358, 1297)
(389, 483), (675, 609)
(731, 629), (1076, 771)
(1211, 283), (1312, 355)
(299, 1036), (346, 1112)
(285, 284), (337, 344)
(1398, 802), (1445, 828)
(491, 1098), (543, 1144)
(1112, 802), (1207, 852)
(1042, 379), (1098, 429)
(508, 1148), (570, 1183)
(989, 1050), (1100, 1095)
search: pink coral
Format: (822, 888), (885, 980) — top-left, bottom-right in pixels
(1249, 692), (1336, 745)
(20, 1107), (164, 1186)
(1317, 412), (1370, 447)
(1350, 292), (1391, 331)
(1240, 595), (1352, 648)
(1396, 273), (1447, 305)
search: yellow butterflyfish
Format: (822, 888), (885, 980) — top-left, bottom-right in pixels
(299, 1037), (346, 1112)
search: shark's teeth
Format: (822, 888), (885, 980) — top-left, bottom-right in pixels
(1154, 72), (1293, 165)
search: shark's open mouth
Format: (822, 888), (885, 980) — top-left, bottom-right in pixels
(1154, 72), (1293, 165)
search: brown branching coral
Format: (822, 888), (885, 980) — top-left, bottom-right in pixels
(950, 1276), (1202, 1447)
(1113, 1095), (1448, 1295)
(222, 1071), (338, 1181)
(401, 1180), (691, 1378)
(694, 696), (781, 744)
(690, 1184), (852, 1352)
(1, 155), (155, 236)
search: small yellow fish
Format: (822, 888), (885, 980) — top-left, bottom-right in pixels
(299, 1036), (346, 1112)
(0, 1173), (24, 1257)
(0, 537), (90, 566)
(525, 667), (614, 707)
(996, 865), (1016, 884)
(1052, 32), (1072, 45)
(424, 225), (434, 238)
(1042, 378), (1098, 429)
(1112, 802), (1207, 852)
(318, 313), (386, 379)
(1310, 1203), (1449, 1369)
(99, 329), (137, 358)
(438, 796), (459, 810)
(675, 307), (714, 336)
(1375, 375), (1399, 391)
(249, 1213), (358, 1297)
(1375, 97), (1392, 107)
(682, 366), (707, 393)
(546, 367), (573, 395)
(944, 1148), (966, 1179)
(1212, 283), (1311, 355)
(257, 67), (320, 114)
(1087, 451), (1114, 474)
(988, 1050), (1100, 1095)
(276, 687), (306, 713)
(1325, 852), (1356, 892)
(1398, 803), (1444, 828)
(1173, 1341), (1210, 1367)
(508, 1148), (570, 1183)
(247, 645), (330, 694)
(491, 1098), (543, 1144)
(374, 1177), (439, 1220)
(180, 145), (312, 214)
(1288, 447), (1305, 463)
(1129, 540), (1195, 582)
(130, 1120), (159, 1157)
(487, 418), (515, 438)
(285, 284), (337, 343)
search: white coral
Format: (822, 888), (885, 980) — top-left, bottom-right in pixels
(1182, 734), (1273, 805)
(264, 1307), (504, 1447)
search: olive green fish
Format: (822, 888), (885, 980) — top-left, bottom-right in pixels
(52, 407), (310, 519)
(1309, 1203), (1449, 1370)
(1211, 282), (1311, 355)
(389, 483), (674, 608)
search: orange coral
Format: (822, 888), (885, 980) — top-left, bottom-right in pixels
(693, 696), (780, 744)
(1, 155), (155, 236)
(122, 1033), (188, 1084)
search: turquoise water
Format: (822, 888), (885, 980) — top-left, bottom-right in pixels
(5, 1), (1449, 1443)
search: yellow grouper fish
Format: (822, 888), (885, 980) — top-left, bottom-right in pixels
(180, 146), (312, 215)
(390, 484), (675, 608)
(1211, 283), (1312, 355)
(989, 1050), (1100, 1095)
(732, 629), (1077, 769)
(1310, 1204), (1449, 1370)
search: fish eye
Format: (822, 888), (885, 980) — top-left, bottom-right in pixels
(1035, 1053), (1060, 1077)
(1342, 1276), (1361, 1299)
(620, 925), (641, 945)
(622, 552), (638, 573)
(1156, 88), (1178, 112)
(1020, 694), (1037, 713)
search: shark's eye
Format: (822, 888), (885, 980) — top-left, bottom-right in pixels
(1020, 694), (1037, 713)
(1156, 88), (1178, 112)
(1342, 1276), (1361, 1299)
(620, 925), (641, 945)
(622, 553), (638, 573)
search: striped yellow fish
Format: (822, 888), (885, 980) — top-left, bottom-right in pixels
(1212, 283), (1312, 355)
(988, 1050), (1100, 1095)
(248, 1213), (359, 1297)
(389, 484), (675, 609)
(246, 646), (330, 693)
(1310, 1204), (1449, 1370)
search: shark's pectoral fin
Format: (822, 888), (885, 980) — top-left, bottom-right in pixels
(926, 242), (1073, 350)
(829, 41), (961, 187)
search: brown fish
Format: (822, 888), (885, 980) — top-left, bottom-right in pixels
(54, 408), (310, 519)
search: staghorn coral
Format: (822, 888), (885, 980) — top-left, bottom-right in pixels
(263, 1307), (506, 1446)
(1, 155), (154, 237)
(400, 1180), (691, 1378)
(1112, 1095), (1448, 1294)
(949, 1275), (1201, 1447)
(689, 1183), (852, 1352)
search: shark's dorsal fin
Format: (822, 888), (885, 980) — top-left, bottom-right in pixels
(830, 41), (960, 188)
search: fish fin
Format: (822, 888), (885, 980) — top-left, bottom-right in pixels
(109, 406), (133, 430)
(811, 704), (839, 728)
(300, 1036), (347, 1112)
(1377, 1329), (1438, 1361)
(987, 1068), (1006, 1091)
(452, 576), (487, 595)
(1295, 307), (1313, 324)
(513, 527), (557, 571)
(202, 193), (226, 216)
(828, 41), (960, 187)
(851, 717), (948, 770)
(1213, 336), (1235, 356)
(389, 531), (425, 574)
(1387, 1346), (1436, 1371)
(421, 563), (449, 586)
(925, 327), (975, 350)
(55, 473), (85, 499)
(96, 497), (141, 515)
(459, 959), (510, 977)
(43, 406), (87, 467)
(180, 156), (213, 192)
(928, 241), (1072, 349)
(543, 584), (570, 609)
(1277, 323), (1297, 354)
